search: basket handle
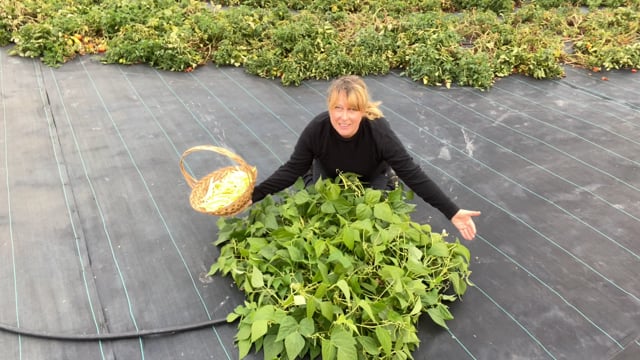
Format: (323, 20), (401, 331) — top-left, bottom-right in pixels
(179, 145), (254, 189)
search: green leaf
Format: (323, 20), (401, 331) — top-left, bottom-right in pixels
(409, 299), (422, 316)
(405, 279), (427, 296)
(299, 317), (315, 337)
(317, 261), (330, 283)
(348, 277), (363, 297)
(422, 288), (439, 306)
(437, 302), (454, 321)
(326, 183), (341, 200)
(373, 202), (395, 223)
(226, 311), (241, 323)
(355, 203), (372, 220)
(331, 327), (357, 350)
(237, 322), (251, 341)
(426, 241), (450, 257)
(407, 245), (423, 261)
(327, 248), (342, 263)
(357, 335), (380, 355)
(321, 201), (336, 213)
(336, 314), (359, 334)
(254, 305), (275, 321)
(357, 299), (376, 321)
(259, 244), (277, 260)
(364, 188), (382, 204)
(287, 245), (304, 262)
(248, 237), (269, 253)
(314, 283), (328, 298)
(332, 198), (353, 214)
(351, 219), (373, 234)
(285, 332), (305, 360)
(427, 307), (449, 329)
(306, 296), (317, 318)
(328, 248), (353, 270)
(449, 272), (467, 295)
(276, 316), (299, 342)
(335, 279), (351, 303)
(238, 338), (252, 359)
(401, 327), (420, 346)
(341, 227), (355, 250)
(406, 259), (429, 276)
(207, 262), (220, 276)
(452, 241), (471, 262)
(380, 265), (404, 282)
(263, 334), (284, 360)
(251, 319), (269, 342)
(294, 190), (311, 204)
(375, 326), (392, 355)
(322, 338), (336, 360)
(314, 239), (327, 257)
(251, 267), (264, 288)
(264, 213), (279, 230)
(337, 346), (357, 360)
(271, 227), (296, 241)
(320, 301), (335, 321)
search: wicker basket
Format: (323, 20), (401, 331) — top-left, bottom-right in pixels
(180, 145), (257, 217)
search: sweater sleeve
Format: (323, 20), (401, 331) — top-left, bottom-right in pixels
(375, 118), (460, 219)
(251, 118), (318, 202)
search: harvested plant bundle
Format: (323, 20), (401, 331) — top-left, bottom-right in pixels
(210, 174), (472, 360)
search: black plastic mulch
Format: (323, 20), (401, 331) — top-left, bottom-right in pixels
(1, 46), (639, 360)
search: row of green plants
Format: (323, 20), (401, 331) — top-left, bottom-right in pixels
(210, 175), (473, 359)
(1, 0), (637, 87)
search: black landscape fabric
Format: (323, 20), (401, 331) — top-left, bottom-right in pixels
(0, 47), (639, 360)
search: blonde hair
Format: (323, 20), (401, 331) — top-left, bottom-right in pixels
(327, 75), (383, 120)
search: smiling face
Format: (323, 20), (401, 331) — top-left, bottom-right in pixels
(328, 91), (365, 138)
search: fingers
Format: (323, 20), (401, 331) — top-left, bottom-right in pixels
(458, 222), (476, 240)
(462, 209), (481, 217)
(452, 209), (481, 240)
(457, 215), (478, 240)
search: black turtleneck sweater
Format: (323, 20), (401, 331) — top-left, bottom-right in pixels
(251, 111), (459, 219)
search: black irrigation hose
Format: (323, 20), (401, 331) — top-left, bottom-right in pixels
(0, 317), (230, 341)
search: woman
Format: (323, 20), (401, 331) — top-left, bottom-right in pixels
(251, 75), (480, 240)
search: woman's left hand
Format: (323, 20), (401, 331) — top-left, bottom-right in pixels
(451, 209), (481, 241)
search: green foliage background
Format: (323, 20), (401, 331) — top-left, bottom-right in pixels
(2, 0), (637, 88)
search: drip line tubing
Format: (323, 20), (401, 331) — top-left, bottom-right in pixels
(0, 317), (230, 342)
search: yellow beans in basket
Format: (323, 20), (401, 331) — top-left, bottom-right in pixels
(199, 169), (251, 212)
